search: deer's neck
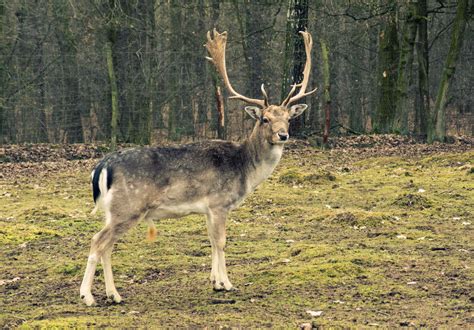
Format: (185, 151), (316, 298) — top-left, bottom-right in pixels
(243, 123), (283, 191)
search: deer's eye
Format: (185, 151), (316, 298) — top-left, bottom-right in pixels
(262, 117), (270, 124)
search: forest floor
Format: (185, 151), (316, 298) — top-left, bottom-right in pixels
(0, 136), (473, 328)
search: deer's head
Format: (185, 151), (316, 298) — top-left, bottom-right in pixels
(205, 29), (316, 145)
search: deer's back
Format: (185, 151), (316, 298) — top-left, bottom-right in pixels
(94, 141), (251, 217)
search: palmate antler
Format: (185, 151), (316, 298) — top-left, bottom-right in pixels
(205, 29), (269, 108)
(205, 29), (316, 109)
(280, 30), (318, 107)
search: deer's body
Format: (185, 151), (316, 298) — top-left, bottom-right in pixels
(93, 130), (283, 221)
(80, 30), (316, 306)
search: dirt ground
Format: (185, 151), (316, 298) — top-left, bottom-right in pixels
(0, 136), (473, 328)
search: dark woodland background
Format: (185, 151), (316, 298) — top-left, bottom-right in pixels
(0, 0), (472, 146)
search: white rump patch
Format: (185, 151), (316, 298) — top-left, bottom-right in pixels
(91, 168), (110, 215)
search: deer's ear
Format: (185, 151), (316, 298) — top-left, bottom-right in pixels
(245, 106), (263, 120)
(289, 104), (308, 119)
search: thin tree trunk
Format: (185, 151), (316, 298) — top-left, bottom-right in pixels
(142, 0), (156, 145)
(282, 0), (309, 136)
(375, 2), (399, 133)
(394, 0), (417, 135)
(243, 2), (271, 98)
(429, 0), (469, 142)
(349, 27), (364, 133)
(195, 0), (208, 128)
(320, 39), (331, 144)
(210, 0), (224, 138)
(368, 22), (379, 132)
(415, 0), (429, 137)
(56, 42), (81, 143)
(215, 85), (225, 139)
(0, 0), (5, 142)
(178, 10), (194, 139)
(167, 3), (193, 140)
(106, 40), (119, 150)
(51, 0), (82, 142)
(167, 3), (180, 141)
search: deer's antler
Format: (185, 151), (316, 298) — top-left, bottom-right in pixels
(281, 30), (318, 107)
(205, 29), (267, 108)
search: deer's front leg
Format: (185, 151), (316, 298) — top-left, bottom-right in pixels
(206, 210), (234, 291)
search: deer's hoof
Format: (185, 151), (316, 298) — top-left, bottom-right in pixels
(212, 280), (235, 292)
(81, 293), (96, 307)
(107, 292), (123, 304)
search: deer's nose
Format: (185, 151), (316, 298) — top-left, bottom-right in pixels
(278, 133), (289, 141)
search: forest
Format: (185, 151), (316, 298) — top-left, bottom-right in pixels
(0, 0), (472, 145)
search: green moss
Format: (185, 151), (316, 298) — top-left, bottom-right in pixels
(278, 169), (303, 184)
(393, 193), (432, 209)
(279, 168), (336, 185)
(0, 222), (61, 244)
(57, 263), (81, 275)
(328, 211), (391, 227)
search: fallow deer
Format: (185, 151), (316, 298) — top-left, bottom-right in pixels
(80, 29), (317, 306)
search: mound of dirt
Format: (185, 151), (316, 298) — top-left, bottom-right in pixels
(279, 170), (336, 185)
(328, 212), (388, 227)
(393, 193), (432, 209)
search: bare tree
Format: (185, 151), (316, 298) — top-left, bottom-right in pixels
(429, 0), (470, 142)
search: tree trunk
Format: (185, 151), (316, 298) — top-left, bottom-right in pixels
(142, 0), (156, 145)
(209, 0), (225, 139)
(394, 0), (417, 135)
(195, 0), (208, 127)
(368, 22), (379, 132)
(244, 2), (272, 98)
(0, 0), (5, 142)
(415, 0), (429, 137)
(167, 3), (180, 141)
(215, 85), (225, 139)
(348, 25), (364, 134)
(375, 2), (399, 133)
(282, 0), (309, 137)
(320, 39), (331, 144)
(106, 39), (119, 151)
(167, 3), (194, 141)
(429, 0), (469, 142)
(58, 40), (83, 143)
(54, 15), (82, 142)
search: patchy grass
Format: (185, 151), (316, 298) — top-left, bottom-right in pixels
(0, 145), (472, 328)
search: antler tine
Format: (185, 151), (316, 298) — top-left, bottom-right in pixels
(261, 84), (269, 107)
(205, 29), (266, 108)
(281, 83), (301, 107)
(281, 30), (318, 107)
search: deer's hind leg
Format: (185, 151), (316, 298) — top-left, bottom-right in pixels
(102, 247), (121, 303)
(80, 211), (142, 306)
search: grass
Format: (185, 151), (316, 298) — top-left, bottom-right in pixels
(0, 145), (472, 327)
